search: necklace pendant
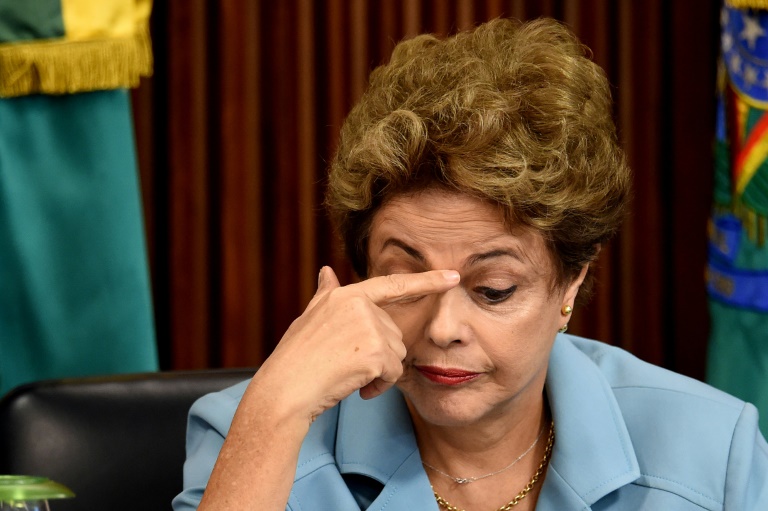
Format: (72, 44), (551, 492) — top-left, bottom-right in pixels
(454, 477), (472, 484)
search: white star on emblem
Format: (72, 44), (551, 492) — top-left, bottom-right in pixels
(722, 7), (729, 27)
(740, 13), (766, 49)
(730, 52), (742, 75)
(744, 64), (759, 85)
(761, 71), (768, 89)
(722, 31), (734, 52)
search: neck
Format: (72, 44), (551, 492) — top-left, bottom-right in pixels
(411, 392), (552, 511)
(408, 392), (549, 473)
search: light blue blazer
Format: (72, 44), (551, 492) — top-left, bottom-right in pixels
(173, 335), (768, 510)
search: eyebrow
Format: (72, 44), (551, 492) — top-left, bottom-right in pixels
(381, 238), (427, 264)
(380, 238), (523, 266)
(466, 249), (523, 265)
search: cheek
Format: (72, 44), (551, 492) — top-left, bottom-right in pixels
(481, 306), (560, 361)
(477, 318), (532, 359)
(382, 299), (431, 346)
(504, 289), (564, 326)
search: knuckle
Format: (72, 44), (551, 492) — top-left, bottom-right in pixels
(362, 364), (380, 381)
(325, 287), (345, 302)
(384, 274), (409, 296)
(348, 295), (373, 315)
(382, 361), (404, 383)
(330, 288), (367, 310)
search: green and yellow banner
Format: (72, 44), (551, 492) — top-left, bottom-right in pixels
(0, 0), (157, 396)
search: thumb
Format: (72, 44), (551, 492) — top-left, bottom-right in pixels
(317, 266), (341, 292)
(306, 266), (341, 311)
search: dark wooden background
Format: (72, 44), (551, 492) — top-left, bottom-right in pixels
(131, 0), (719, 381)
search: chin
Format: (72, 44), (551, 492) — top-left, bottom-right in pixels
(398, 381), (495, 428)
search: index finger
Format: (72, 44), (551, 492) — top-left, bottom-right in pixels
(353, 270), (460, 306)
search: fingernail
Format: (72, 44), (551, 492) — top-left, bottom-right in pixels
(441, 270), (460, 283)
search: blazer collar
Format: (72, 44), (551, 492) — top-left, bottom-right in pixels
(336, 388), (438, 509)
(539, 335), (640, 508)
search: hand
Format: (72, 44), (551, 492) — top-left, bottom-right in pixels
(253, 266), (460, 423)
(197, 266), (459, 511)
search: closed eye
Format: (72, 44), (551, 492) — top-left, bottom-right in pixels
(474, 285), (517, 304)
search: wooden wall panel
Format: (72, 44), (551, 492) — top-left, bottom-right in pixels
(669, 1), (719, 376)
(615, 0), (665, 362)
(167, 0), (211, 368)
(217, 0), (263, 366)
(297, 0), (319, 306)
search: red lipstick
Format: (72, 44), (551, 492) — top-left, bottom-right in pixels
(416, 366), (480, 386)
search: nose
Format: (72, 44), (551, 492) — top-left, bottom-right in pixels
(426, 286), (466, 348)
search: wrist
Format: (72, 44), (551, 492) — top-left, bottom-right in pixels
(236, 365), (316, 435)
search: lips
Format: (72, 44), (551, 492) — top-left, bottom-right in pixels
(415, 365), (480, 386)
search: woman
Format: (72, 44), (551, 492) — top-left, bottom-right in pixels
(174, 18), (768, 510)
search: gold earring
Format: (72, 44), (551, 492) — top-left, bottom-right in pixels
(562, 305), (573, 315)
(558, 324), (568, 333)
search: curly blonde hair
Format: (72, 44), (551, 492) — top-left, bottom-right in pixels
(325, 18), (631, 302)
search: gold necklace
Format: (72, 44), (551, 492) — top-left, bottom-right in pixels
(432, 420), (554, 511)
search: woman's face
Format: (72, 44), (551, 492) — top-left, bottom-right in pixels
(367, 188), (585, 428)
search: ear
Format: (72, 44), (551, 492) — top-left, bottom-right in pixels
(562, 263), (588, 306)
(562, 244), (600, 308)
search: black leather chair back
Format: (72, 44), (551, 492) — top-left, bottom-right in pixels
(0, 369), (254, 511)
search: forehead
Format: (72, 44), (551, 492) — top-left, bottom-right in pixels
(368, 190), (552, 269)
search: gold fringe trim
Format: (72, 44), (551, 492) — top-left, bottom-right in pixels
(0, 26), (152, 98)
(733, 201), (768, 247)
(713, 201), (768, 247)
(726, 0), (768, 9)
